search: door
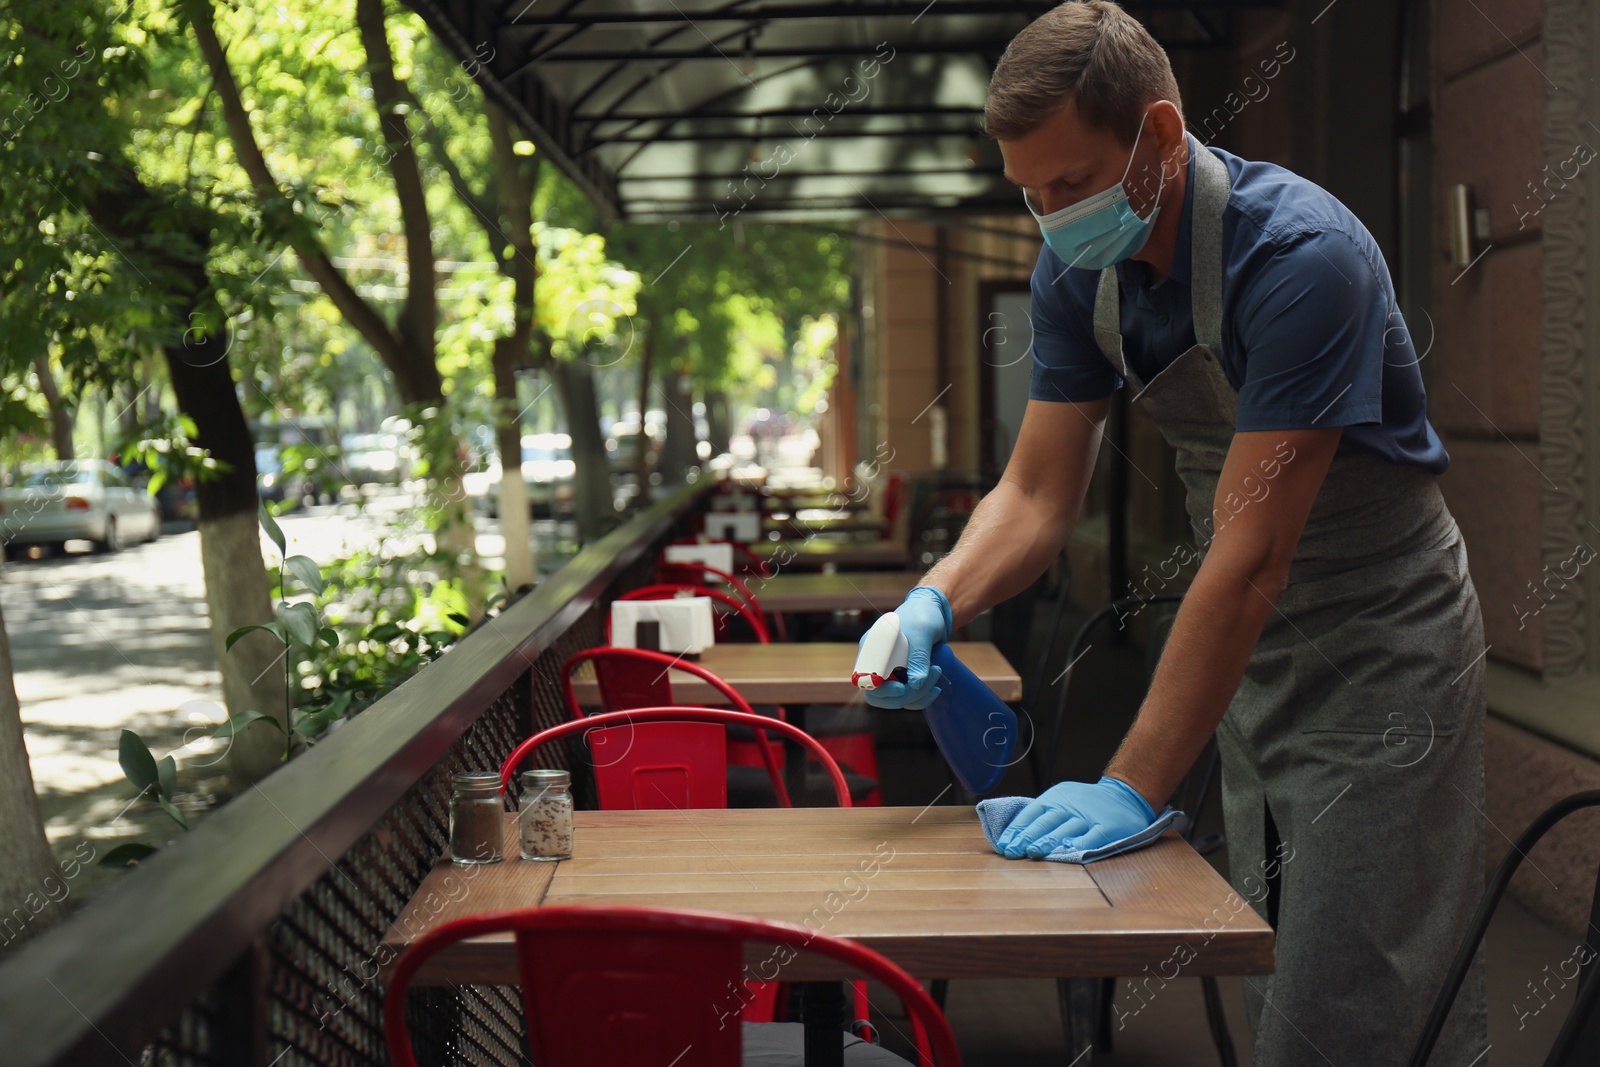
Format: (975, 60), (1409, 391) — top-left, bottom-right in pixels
(979, 282), (1035, 480)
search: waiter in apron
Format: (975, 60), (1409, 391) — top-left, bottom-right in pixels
(861, 3), (1487, 1063)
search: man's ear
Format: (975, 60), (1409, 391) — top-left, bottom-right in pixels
(1149, 100), (1188, 176)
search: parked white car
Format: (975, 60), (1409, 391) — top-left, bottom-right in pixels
(0, 461), (162, 557)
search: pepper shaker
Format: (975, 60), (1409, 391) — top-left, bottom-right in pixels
(448, 771), (505, 866)
(518, 768), (574, 861)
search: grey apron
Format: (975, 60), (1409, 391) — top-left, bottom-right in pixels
(1092, 135), (1488, 1066)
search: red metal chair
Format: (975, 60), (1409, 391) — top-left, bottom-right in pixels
(498, 706), (847, 810)
(560, 645), (758, 720)
(649, 560), (881, 802)
(657, 555), (788, 641)
(497, 708), (879, 1044)
(383, 905), (962, 1067)
(561, 645), (786, 783)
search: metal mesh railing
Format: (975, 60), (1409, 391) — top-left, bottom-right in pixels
(135, 516), (675, 1067)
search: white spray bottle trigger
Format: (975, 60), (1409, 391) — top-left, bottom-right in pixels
(851, 612), (910, 690)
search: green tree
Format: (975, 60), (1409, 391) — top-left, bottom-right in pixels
(0, 0), (289, 934)
(183, 0), (480, 569)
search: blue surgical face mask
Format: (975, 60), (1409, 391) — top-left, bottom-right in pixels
(1025, 110), (1167, 271)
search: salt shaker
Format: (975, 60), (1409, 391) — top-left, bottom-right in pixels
(518, 768), (573, 861)
(448, 771), (505, 866)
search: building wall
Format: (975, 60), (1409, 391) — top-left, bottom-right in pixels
(859, 216), (1038, 479)
(1433, 0), (1546, 670)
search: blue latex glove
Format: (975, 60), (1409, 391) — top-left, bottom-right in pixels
(995, 776), (1157, 859)
(859, 586), (951, 711)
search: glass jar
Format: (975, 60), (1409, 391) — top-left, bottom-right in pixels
(518, 768), (574, 861)
(448, 771), (505, 866)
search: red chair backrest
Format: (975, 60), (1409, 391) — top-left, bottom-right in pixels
(666, 537), (774, 578)
(657, 558), (788, 641)
(589, 719), (730, 809)
(560, 646), (758, 719)
(383, 905), (963, 1067)
(614, 584), (770, 643)
(657, 558), (764, 611)
(498, 706), (857, 809)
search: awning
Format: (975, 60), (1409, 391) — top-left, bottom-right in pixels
(408, 0), (1278, 221)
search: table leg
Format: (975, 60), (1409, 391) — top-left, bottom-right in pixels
(798, 980), (845, 1067)
(1057, 977), (1099, 1063)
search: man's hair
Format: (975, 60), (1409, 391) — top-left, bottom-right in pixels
(984, 1), (1183, 145)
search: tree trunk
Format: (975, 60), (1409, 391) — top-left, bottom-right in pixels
(494, 352), (534, 592)
(661, 366), (697, 483)
(704, 387), (730, 457)
(484, 101), (539, 592)
(82, 164), (285, 782)
(33, 358), (74, 461)
(162, 348), (285, 782)
(634, 324), (657, 488)
(553, 358), (611, 541)
(0, 599), (66, 955)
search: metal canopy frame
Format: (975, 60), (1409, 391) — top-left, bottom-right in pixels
(406, 0), (1283, 221)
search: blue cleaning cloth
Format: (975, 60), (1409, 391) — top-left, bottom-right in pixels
(975, 795), (1183, 864)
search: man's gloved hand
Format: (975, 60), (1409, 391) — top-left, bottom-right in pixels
(859, 586), (952, 711)
(995, 776), (1156, 859)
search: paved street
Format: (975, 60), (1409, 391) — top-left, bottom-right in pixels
(3, 493), (570, 892)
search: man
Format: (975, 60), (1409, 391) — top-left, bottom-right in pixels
(861, 3), (1488, 1064)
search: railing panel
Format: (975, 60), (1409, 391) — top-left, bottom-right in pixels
(0, 482), (706, 1067)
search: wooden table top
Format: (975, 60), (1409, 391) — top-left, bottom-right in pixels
(762, 514), (890, 536)
(763, 495), (870, 513)
(751, 539), (910, 569)
(380, 807), (1274, 986)
(570, 641), (1021, 705)
(749, 571), (921, 613)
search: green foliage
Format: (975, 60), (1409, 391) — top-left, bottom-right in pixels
(215, 506), (470, 758)
(111, 411), (225, 494)
(116, 728), (188, 829)
(604, 219), (853, 398)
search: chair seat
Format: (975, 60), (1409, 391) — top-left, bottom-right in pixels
(741, 1022), (912, 1066)
(727, 765), (879, 807)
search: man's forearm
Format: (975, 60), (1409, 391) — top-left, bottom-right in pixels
(1104, 559), (1287, 809)
(921, 480), (1077, 628)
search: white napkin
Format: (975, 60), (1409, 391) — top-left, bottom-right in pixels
(664, 541), (736, 574)
(703, 512), (761, 543)
(610, 597), (716, 654)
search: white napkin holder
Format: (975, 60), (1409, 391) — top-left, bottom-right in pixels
(611, 597), (716, 655)
(664, 541), (735, 574)
(710, 491), (758, 512)
(703, 511), (761, 543)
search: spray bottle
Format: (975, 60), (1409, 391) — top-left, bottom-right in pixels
(851, 613), (1017, 794)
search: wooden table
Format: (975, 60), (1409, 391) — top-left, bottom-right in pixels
(763, 514), (890, 536)
(763, 495), (869, 513)
(750, 571), (921, 614)
(569, 641), (1021, 706)
(380, 808), (1274, 1062)
(751, 538), (910, 570)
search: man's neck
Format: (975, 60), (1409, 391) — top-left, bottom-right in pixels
(1131, 142), (1190, 285)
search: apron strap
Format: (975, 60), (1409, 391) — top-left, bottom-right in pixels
(1190, 136), (1230, 354)
(1092, 269), (1126, 379)
(1091, 134), (1233, 372)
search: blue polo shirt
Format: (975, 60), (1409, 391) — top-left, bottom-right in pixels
(1028, 136), (1448, 474)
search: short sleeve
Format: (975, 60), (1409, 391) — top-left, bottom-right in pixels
(1028, 247), (1122, 403)
(1232, 229), (1387, 431)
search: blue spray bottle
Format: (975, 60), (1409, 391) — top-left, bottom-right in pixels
(851, 613), (1018, 794)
